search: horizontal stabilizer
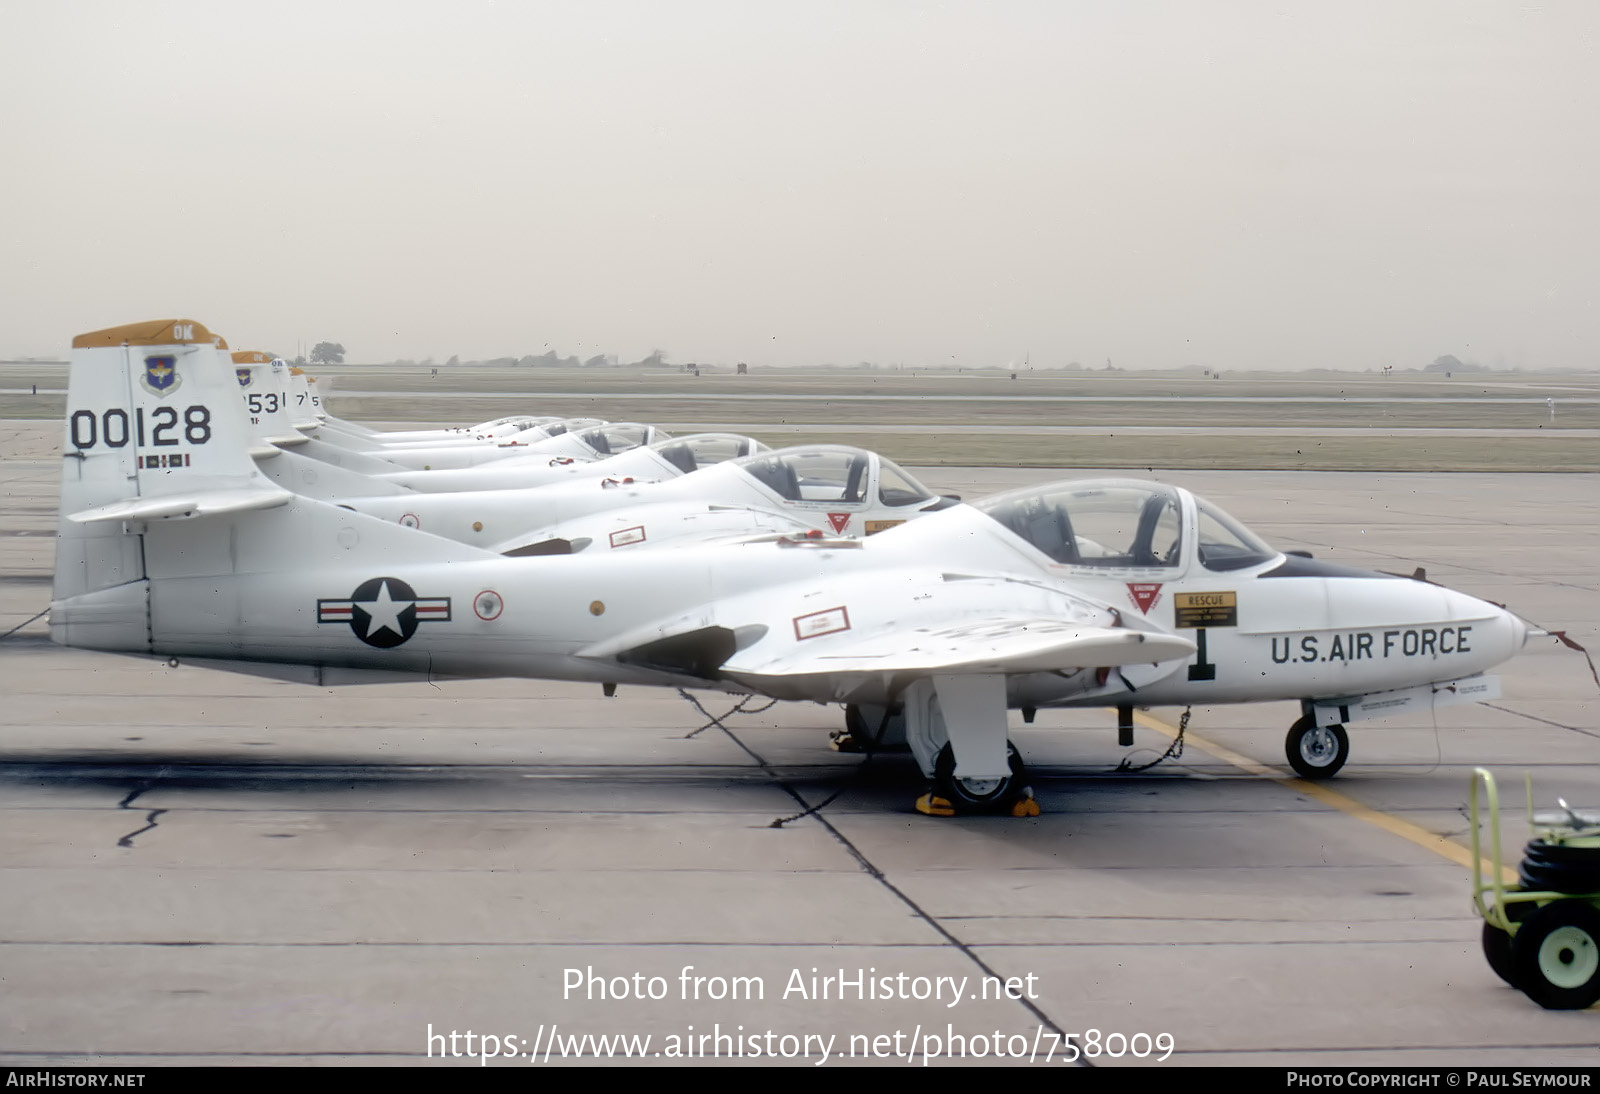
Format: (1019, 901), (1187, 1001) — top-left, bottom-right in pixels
(69, 485), (292, 524)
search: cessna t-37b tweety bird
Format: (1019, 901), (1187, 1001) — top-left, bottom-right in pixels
(51, 320), (1542, 814)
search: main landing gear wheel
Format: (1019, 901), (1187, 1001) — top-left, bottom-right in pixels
(1286, 716), (1349, 780)
(1511, 900), (1600, 1010)
(928, 742), (1030, 814)
(830, 704), (874, 752)
(831, 704), (907, 753)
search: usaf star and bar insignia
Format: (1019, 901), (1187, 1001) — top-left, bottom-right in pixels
(318, 577), (451, 648)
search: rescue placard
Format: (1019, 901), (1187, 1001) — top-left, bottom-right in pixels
(1174, 591), (1237, 628)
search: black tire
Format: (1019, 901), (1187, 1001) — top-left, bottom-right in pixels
(1510, 899), (1600, 1010)
(1482, 898), (1533, 987)
(933, 742), (1026, 813)
(1285, 716), (1349, 779)
(841, 704), (907, 751)
(1518, 839), (1600, 895)
(844, 704), (868, 739)
(1483, 923), (1519, 987)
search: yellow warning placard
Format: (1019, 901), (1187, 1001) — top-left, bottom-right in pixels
(1174, 591), (1237, 628)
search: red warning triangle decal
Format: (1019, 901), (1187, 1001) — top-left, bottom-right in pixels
(1127, 583), (1162, 614)
(827, 512), (850, 534)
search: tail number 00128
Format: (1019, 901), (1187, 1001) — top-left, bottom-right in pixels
(70, 406), (213, 449)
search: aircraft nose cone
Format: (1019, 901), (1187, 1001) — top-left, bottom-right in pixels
(1511, 612), (1537, 650)
(1446, 589), (1532, 664)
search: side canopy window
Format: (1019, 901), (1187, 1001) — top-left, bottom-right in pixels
(1195, 498), (1277, 571)
(877, 458), (934, 507)
(653, 434), (759, 474)
(578, 424), (654, 457)
(740, 449), (869, 503)
(978, 481), (1183, 568)
(541, 417), (603, 440)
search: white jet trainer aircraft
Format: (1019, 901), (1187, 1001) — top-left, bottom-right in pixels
(51, 320), (1541, 814)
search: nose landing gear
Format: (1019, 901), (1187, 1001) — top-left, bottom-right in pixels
(1286, 715), (1349, 779)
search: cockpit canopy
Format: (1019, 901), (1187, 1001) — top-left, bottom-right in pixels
(976, 479), (1276, 572)
(733, 447), (935, 507)
(653, 434), (768, 474)
(536, 417), (604, 440)
(573, 423), (664, 457)
(979, 481), (1184, 567)
(475, 415), (551, 431)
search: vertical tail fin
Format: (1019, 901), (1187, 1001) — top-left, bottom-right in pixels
(53, 319), (282, 607)
(287, 367), (320, 430)
(232, 350), (305, 449)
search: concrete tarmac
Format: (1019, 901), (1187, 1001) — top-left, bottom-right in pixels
(1, 423), (1596, 1067)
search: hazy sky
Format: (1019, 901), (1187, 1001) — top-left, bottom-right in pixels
(1, 2), (1594, 369)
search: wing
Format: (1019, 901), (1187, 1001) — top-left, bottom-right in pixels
(718, 615), (1195, 699)
(727, 617), (1193, 676)
(579, 562), (1195, 702)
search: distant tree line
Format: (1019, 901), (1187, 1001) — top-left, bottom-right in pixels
(1424, 354), (1487, 374)
(402, 348), (673, 369)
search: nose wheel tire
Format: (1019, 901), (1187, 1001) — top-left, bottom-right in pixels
(1286, 717), (1349, 779)
(1511, 900), (1600, 1010)
(932, 742), (1028, 813)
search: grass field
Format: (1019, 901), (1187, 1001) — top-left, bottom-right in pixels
(4, 362), (1596, 471)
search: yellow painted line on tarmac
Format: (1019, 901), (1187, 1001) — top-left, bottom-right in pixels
(1132, 711), (1518, 885)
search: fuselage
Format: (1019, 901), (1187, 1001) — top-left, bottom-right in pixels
(51, 488), (1529, 712)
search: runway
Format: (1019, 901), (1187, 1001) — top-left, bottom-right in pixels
(648, 422), (1599, 439)
(1, 424), (1596, 1066)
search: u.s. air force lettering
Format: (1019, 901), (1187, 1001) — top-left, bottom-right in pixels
(317, 577), (451, 648)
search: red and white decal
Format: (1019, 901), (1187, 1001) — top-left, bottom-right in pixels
(826, 512), (850, 534)
(1127, 583), (1163, 614)
(793, 605), (851, 641)
(609, 525), (646, 549)
(473, 590), (504, 621)
(399, 512), (421, 529)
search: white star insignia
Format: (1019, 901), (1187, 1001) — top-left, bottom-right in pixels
(357, 580), (411, 639)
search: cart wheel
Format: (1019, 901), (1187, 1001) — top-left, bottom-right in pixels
(1511, 899), (1600, 1010)
(1285, 717), (1348, 779)
(1481, 898), (1533, 988)
(1482, 923), (1520, 987)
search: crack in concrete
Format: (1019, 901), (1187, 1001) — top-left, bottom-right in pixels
(116, 781), (166, 847)
(117, 809), (166, 848)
